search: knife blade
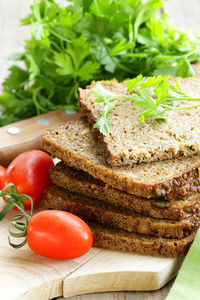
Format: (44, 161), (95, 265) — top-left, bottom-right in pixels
(0, 109), (81, 167)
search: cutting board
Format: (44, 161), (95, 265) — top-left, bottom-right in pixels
(0, 110), (183, 299)
(0, 198), (184, 300)
(0, 109), (82, 167)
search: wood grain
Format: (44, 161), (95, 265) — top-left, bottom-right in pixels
(0, 197), (183, 300)
(0, 110), (81, 167)
(0, 199), (103, 300)
(63, 251), (183, 298)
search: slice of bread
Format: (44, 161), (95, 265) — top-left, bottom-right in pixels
(88, 221), (196, 257)
(44, 185), (199, 239)
(49, 162), (200, 221)
(41, 117), (200, 198)
(79, 77), (200, 167)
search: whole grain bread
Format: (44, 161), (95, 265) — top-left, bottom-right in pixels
(44, 185), (199, 239)
(87, 221), (196, 257)
(40, 117), (200, 198)
(50, 162), (200, 221)
(79, 77), (200, 167)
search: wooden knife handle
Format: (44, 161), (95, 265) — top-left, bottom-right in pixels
(0, 109), (81, 167)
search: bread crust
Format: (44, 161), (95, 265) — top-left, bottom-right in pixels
(79, 77), (200, 167)
(44, 185), (199, 239)
(88, 221), (195, 257)
(49, 162), (200, 221)
(41, 117), (200, 198)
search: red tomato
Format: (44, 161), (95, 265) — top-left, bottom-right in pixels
(1, 150), (54, 210)
(27, 210), (93, 259)
(0, 166), (6, 185)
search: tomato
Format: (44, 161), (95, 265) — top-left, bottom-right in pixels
(0, 166), (6, 185)
(27, 210), (93, 259)
(1, 150), (54, 210)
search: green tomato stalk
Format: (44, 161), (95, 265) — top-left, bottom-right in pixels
(0, 183), (33, 248)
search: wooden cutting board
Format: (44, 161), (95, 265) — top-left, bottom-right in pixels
(0, 109), (82, 167)
(0, 110), (184, 299)
(0, 198), (184, 300)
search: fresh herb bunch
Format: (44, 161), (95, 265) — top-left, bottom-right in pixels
(1, 0), (200, 126)
(93, 75), (200, 135)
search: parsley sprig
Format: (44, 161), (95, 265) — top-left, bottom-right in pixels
(1, 0), (200, 126)
(93, 75), (200, 135)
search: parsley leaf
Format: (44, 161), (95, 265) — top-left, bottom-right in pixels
(1, 0), (200, 126)
(93, 75), (200, 134)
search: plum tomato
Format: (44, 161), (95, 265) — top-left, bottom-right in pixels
(27, 210), (93, 259)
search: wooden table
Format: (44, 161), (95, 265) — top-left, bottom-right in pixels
(0, 1), (200, 299)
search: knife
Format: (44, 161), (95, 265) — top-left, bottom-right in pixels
(0, 109), (81, 167)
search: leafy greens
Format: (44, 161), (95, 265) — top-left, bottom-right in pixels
(93, 75), (200, 135)
(0, 0), (200, 126)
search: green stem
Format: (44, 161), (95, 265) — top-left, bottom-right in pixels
(0, 183), (33, 217)
(0, 203), (15, 221)
(128, 14), (134, 53)
(49, 28), (72, 43)
(0, 183), (33, 249)
(14, 203), (31, 221)
(101, 38), (133, 73)
(162, 103), (200, 111)
(8, 237), (27, 249)
(11, 222), (25, 231)
(50, 40), (62, 52)
(60, 39), (65, 52)
(165, 97), (200, 102)
(32, 89), (48, 115)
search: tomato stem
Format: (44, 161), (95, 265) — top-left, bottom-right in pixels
(10, 221), (26, 234)
(8, 237), (28, 249)
(0, 183), (33, 221)
(0, 183), (33, 248)
(0, 203), (15, 221)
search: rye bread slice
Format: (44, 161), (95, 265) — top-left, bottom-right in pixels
(44, 185), (199, 239)
(49, 162), (200, 221)
(40, 117), (200, 198)
(87, 221), (196, 257)
(79, 77), (200, 167)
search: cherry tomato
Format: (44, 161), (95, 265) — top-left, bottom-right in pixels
(1, 150), (54, 210)
(0, 166), (6, 185)
(27, 210), (93, 259)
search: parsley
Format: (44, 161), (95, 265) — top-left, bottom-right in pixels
(93, 75), (200, 135)
(0, 0), (200, 126)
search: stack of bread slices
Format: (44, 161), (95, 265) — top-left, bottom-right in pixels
(41, 76), (200, 257)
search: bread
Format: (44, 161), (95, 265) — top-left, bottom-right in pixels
(79, 77), (200, 167)
(41, 117), (200, 198)
(44, 184), (197, 257)
(88, 221), (196, 257)
(44, 185), (199, 239)
(49, 162), (200, 221)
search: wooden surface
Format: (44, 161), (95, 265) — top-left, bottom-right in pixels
(0, 199), (101, 300)
(0, 198), (184, 300)
(1, 1), (200, 300)
(0, 109), (81, 167)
